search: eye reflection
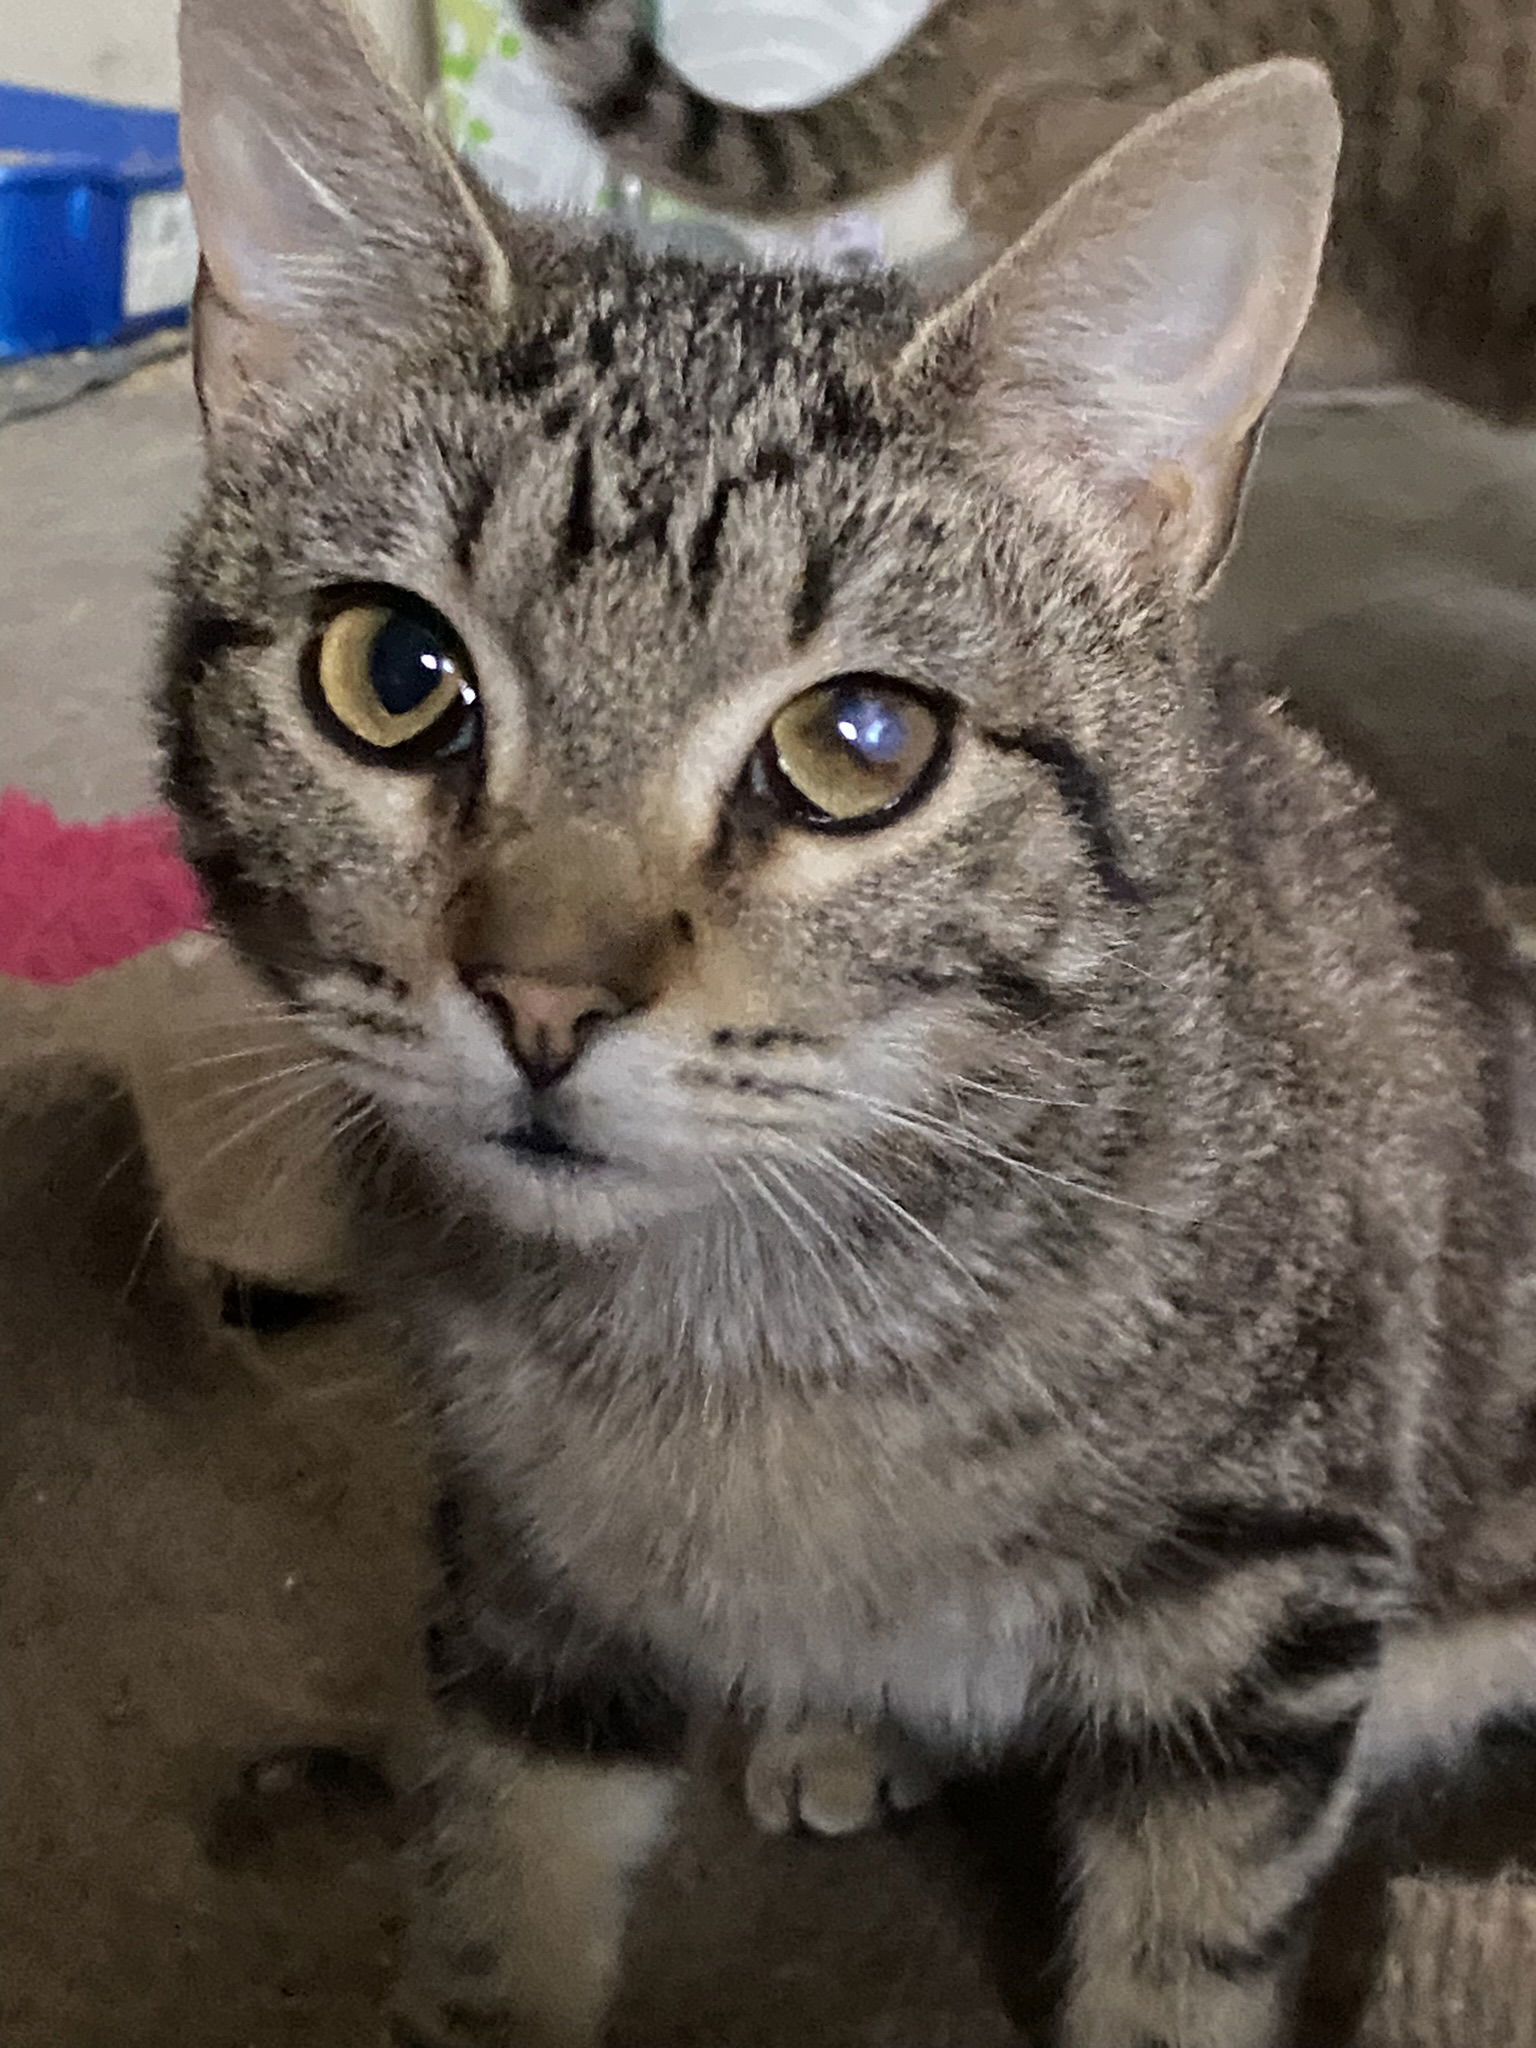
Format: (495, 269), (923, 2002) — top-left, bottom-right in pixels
(835, 694), (911, 764)
(761, 673), (949, 829)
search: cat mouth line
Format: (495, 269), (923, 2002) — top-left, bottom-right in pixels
(490, 1124), (608, 1169)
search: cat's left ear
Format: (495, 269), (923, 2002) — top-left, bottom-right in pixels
(178, 0), (511, 427)
(893, 60), (1341, 592)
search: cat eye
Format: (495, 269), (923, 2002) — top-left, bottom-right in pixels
(754, 674), (951, 831)
(305, 593), (478, 766)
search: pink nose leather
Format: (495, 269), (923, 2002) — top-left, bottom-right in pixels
(465, 971), (626, 1089)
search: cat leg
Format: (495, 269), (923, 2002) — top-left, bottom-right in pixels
(392, 1710), (680, 2048)
(1052, 1545), (1391, 2048)
(744, 1708), (937, 1837)
(391, 1497), (686, 2048)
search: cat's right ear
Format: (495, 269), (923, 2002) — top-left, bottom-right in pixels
(179, 0), (511, 428)
(892, 60), (1340, 593)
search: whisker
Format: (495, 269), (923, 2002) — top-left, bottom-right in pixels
(166, 1059), (333, 1120)
(230, 1085), (366, 1224)
(166, 1035), (323, 1076)
(805, 1144), (985, 1294)
(161, 1003), (309, 1040)
(760, 1158), (891, 1319)
(89, 1132), (154, 1203)
(754, 1158), (877, 1319)
(835, 1092), (1171, 1220)
(233, 1101), (376, 1289)
(118, 1211), (165, 1308)
(736, 1162), (825, 1292)
(190, 1072), (349, 1184)
(987, 1037), (1094, 1070)
(707, 1161), (769, 1320)
(7, 1078), (138, 1208)
(327, 1096), (382, 1159)
(953, 1075), (1091, 1111)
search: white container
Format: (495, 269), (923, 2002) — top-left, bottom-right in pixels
(433, 0), (959, 264)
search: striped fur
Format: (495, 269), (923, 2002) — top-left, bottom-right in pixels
(164, 7), (1536, 2045)
(527, 0), (1536, 419)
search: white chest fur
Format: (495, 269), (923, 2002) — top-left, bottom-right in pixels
(444, 1311), (1076, 1745)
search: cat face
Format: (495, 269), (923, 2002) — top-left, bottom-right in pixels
(163, 0), (1338, 1246)
(165, 294), (1137, 1241)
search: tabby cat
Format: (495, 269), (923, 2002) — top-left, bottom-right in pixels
(165, 1), (1536, 2045)
(523, 0), (1536, 418)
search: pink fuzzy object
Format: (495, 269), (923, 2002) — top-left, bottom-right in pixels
(0, 792), (206, 984)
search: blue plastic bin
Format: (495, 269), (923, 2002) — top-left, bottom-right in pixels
(0, 82), (195, 360)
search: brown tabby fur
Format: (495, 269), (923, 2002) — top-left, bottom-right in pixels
(525, 0), (1536, 418)
(162, 2), (1536, 2044)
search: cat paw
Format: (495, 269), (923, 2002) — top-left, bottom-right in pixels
(743, 1714), (937, 1837)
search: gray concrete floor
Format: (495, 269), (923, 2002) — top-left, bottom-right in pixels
(0, 356), (198, 819)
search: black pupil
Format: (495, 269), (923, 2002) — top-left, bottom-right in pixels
(369, 612), (453, 716)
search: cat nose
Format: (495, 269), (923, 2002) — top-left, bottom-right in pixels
(463, 970), (628, 1090)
